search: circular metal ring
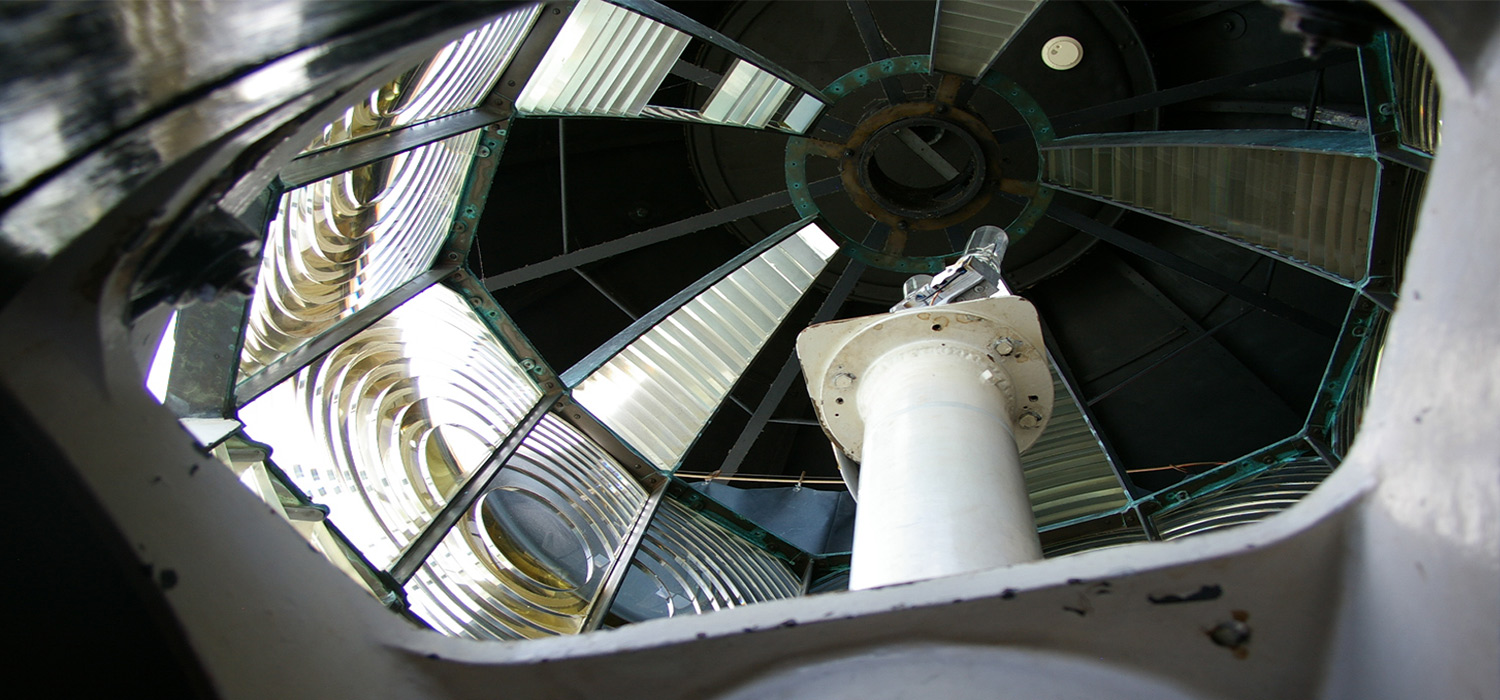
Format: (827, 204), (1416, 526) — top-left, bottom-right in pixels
(785, 55), (1056, 273)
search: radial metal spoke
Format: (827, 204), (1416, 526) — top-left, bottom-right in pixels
(992, 51), (1355, 143)
(846, 0), (906, 105)
(574, 268), (638, 320)
(561, 216), (822, 386)
(485, 177), (842, 290)
(719, 260), (867, 477)
(280, 107), (508, 189)
(1028, 196), (1338, 337)
(582, 479), (667, 631)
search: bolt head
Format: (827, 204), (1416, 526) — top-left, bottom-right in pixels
(992, 338), (1016, 356)
(1017, 411), (1042, 429)
(831, 372), (856, 389)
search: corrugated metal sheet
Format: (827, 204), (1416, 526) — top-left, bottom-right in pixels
(306, 6), (540, 151)
(1021, 367), (1129, 528)
(515, 0), (689, 117)
(239, 285), (542, 568)
(572, 224), (839, 470)
(240, 129), (480, 379)
(609, 499), (800, 621)
(931, 0), (1043, 79)
(1153, 458), (1333, 540)
(407, 414), (649, 639)
(1389, 33), (1441, 155)
(1044, 131), (1380, 283)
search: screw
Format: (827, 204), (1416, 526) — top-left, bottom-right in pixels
(897, 220), (910, 230)
(1017, 411), (1042, 429)
(1379, 102), (1396, 116)
(843, 149), (855, 158)
(1209, 619), (1252, 649)
(831, 372), (856, 389)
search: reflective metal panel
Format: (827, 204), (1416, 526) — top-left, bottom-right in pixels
(608, 499), (800, 622)
(931, 0), (1044, 79)
(306, 6), (540, 152)
(1389, 33), (1442, 155)
(406, 415), (649, 639)
(1021, 368), (1128, 528)
(700, 59), (795, 129)
(572, 223), (839, 470)
(1044, 131), (1380, 283)
(239, 285), (542, 568)
(515, 0), (689, 117)
(240, 130), (480, 379)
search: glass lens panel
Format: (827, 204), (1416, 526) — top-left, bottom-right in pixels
(609, 499), (800, 623)
(306, 6), (541, 151)
(406, 415), (648, 639)
(515, 0), (688, 117)
(240, 129), (481, 379)
(240, 285), (542, 568)
(573, 223), (837, 470)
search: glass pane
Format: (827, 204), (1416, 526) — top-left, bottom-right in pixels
(239, 285), (542, 568)
(572, 223), (838, 470)
(305, 6), (541, 152)
(406, 415), (649, 639)
(609, 499), (800, 623)
(240, 129), (481, 379)
(516, 0), (688, 117)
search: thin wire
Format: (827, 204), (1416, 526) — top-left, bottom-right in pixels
(1125, 461), (1224, 474)
(676, 471), (846, 486)
(473, 235), (486, 281)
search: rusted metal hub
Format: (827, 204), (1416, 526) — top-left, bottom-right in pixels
(840, 101), (1005, 232)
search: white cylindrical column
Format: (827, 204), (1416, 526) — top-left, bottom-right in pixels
(848, 341), (1042, 590)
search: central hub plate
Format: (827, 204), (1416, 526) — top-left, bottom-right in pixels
(839, 101), (1005, 232)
